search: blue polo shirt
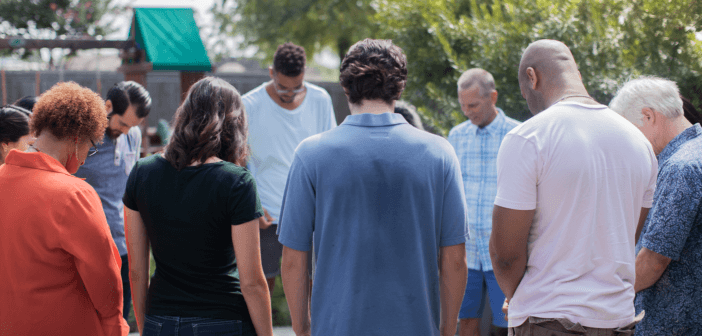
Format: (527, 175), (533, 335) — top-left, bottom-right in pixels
(74, 127), (141, 256)
(277, 112), (468, 336)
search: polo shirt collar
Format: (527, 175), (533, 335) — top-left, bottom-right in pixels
(657, 123), (702, 164)
(4, 150), (71, 176)
(342, 112), (408, 127)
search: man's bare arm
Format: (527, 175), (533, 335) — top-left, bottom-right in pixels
(439, 243), (467, 336)
(635, 208), (650, 246)
(281, 246), (311, 336)
(634, 247), (671, 293)
(489, 205), (535, 299)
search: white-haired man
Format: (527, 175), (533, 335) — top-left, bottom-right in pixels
(610, 76), (702, 336)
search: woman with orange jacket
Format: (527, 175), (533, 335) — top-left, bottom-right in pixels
(0, 82), (129, 336)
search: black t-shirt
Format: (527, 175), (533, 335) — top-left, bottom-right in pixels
(123, 155), (263, 321)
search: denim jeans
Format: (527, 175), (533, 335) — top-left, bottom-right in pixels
(120, 254), (131, 320)
(143, 315), (257, 336)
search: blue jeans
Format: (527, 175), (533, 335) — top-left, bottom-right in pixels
(143, 315), (256, 336)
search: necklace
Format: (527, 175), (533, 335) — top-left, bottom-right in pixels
(552, 94), (595, 106)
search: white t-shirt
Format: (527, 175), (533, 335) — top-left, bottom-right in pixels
(494, 102), (657, 328)
(243, 82), (337, 222)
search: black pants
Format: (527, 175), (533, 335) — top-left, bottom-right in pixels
(121, 254), (132, 320)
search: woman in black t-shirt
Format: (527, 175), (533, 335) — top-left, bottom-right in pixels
(124, 77), (273, 336)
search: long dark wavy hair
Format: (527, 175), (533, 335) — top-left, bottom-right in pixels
(164, 77), (249, 170)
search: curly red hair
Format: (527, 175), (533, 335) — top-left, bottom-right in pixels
(31, 82), (107, 141)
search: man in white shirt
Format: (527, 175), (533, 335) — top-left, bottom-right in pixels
(489, 39), (657, 335)
(243, 42), (337, 294)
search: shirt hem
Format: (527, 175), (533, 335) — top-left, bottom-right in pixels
(508, 313), (635, 329)
(278, 237), (311, 252)
(494, 197), (536, 211)
(440, 234), (469, 247)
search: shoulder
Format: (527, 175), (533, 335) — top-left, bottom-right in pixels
(448, 120), (474, 138)
(663, 147), (702, 186)
(304, 82), (332, 101)
(215, 162), (257, 187)
(501, 112), (522, 130)
(127, 126), (142, 143)
(241, 83), (269, 106)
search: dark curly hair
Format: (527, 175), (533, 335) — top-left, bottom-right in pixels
(106, 81), (152, 118)
(340, 39), (407, 105)
(165, 77), (249, 170)
(682, 96), (701, 125)
(0, 105), (31, 143)
(273, 42), (307, 77)
(31, 82), (107, 141)
(13, 96), (37, 112)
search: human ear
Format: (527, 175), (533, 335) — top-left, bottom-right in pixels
(269, 67), (275, 80)
(641, 107), (656, 125)
(526, 67), (537, 90)
(491, 90), (498, 105)
(105, 99), (113, 113)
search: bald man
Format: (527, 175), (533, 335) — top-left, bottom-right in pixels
(489, 40), (657, 335)
(448, 68), (520, 336)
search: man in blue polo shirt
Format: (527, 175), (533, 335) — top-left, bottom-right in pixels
(74, 81), (151, 326)
(278, 38), (469, 336)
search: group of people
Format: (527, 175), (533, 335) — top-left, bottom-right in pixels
(0, 37), (699, 336)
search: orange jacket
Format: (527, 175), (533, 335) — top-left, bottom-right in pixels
(0, 150), (129, 336)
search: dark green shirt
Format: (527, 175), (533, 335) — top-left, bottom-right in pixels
(123, 155), (263, 321)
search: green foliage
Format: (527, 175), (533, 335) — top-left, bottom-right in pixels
(212, 0), (379, 61)
(375, 0), (702, 135)
(0, 0), (121, 58)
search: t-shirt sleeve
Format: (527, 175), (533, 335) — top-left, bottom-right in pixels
(640, 164), (701, 260)
(494, 133), (538, 210)
(324, 95), (337, 131)
(122, 159), (140, 211)
(229, 170), (264, 225)
(642, 148), (658, 208)
(440, 149), (469, 247)
(277, 153), (315, 252)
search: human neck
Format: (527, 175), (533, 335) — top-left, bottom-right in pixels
(31, 133), (72, 166)
(349, 99), (395, 115)
(545, 80), (598, 107)
(658, 116), (694, 154)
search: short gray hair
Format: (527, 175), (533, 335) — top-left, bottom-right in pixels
(609, 76), (683, 126)
(457, 68), (495, 96)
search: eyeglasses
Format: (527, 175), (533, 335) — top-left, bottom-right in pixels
(88, 140), (99, 157)
(273, 80), (305, 94)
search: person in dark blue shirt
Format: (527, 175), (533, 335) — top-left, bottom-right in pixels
(610, 76), (702, 336)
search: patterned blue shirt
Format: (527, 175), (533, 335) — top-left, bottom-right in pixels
(635, 124), (702, 336)
(74, 127), (142, 256)
(448, 108), (520, 271)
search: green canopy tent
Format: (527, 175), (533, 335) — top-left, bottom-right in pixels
(129, 7), (211, 72)
(119, 7), (212, 154)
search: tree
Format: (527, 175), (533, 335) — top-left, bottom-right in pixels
(374, 0), (702, 135)
(0, 0), (121, 60)
(211, 0), (379, 61)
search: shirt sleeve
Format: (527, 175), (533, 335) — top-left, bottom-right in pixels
(440, 149), (469, 247)
(60, 186), (129, 336)
(494, 133), (539, 210)
(640, 163), (701, 260)
(229, 170), (264, 225)
(642, 148), (658, 208)
(277, 153), (316, 252)
(122, 159), (139, 211)
(325, 96), (337, 131)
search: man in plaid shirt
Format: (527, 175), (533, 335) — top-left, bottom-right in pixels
(448, 68), (521, 336)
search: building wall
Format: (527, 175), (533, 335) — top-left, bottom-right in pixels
(1, 71), (351, 127)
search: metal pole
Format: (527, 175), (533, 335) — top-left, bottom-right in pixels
(58, 49), (64, 82)
(35, 71), (41, 96)
(1, 69), (6, 105)
(96, 49), (101, 94)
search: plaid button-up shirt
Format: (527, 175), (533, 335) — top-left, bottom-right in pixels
(448, 108), (520, 271)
